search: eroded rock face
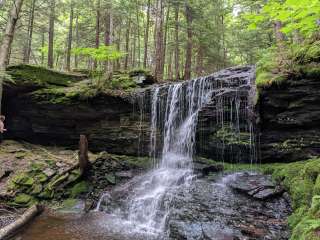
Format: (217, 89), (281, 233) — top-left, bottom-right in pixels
(259, 76), (320, 163)
(3, 87), (152, 156)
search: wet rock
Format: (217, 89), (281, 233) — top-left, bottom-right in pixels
(164, 173), (291, 240)
(115, 171), (133, 179)
(259, 74), (320, 163)
(194, 162), (224, 177)
(43, 168), (56, 178)
(228, 173), (284, 200)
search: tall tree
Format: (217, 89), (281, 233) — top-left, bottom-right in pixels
(23, 0), (36, 64)
(0, 0), (24, 111)
(174, 2), (180, 79)
(48, 0), (56, 68)
(143, 0), (151, 68)
(154, 0), (165, 81)
(184, 2), (193, 80)
(94, 0), (101, 70)
(66, 0), (74, 71)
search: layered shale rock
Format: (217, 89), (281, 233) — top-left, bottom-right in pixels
(258, 71), (320, 163)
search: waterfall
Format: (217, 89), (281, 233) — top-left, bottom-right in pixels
(96, 66), (257, 238)
(125, 77), (214, 234)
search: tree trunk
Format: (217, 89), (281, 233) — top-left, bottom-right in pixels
(174, 3), (180, 80)
(41, 28), (45, 65)
(184, 3), (193, 80)
(79, 135), (89, 177)
(168, 49), (173, 80)
(154, 0), (164, 81)
(161, 4), (170, 77)
(23, 0), (36, 64)
(143, 0), (151, 68)
(124, 18), (131, 70)
(48, 0), (55, 68)
(0, 0), (24, 113)
(74, 14), (79, 69)
(66, 0), (74, 72)
(105, 9), (113, 72)
(94, 0), (101, 70)
(135, 0), (141, 67)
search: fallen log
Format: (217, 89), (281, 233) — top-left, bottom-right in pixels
(0, 204), (43, 240)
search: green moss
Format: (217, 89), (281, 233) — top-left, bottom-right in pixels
(214, 126), (251, 146)
(31, 184), (43, 195)
(265, 158), (320, 239)
(12, 173), (35, 186)
(70, 181), (89, 198)
(256, 71), (287, 88)
(314, 176), (320, 196)
(13, 193), (34, 206)
(7, 64), (82, 87)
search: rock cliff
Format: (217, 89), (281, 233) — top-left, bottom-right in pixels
(258, 72), (320, 163)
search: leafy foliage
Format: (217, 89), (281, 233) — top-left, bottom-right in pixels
(72, 46), (125, 62)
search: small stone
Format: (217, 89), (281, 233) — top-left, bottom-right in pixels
(43, 168), (56, 178)
(106, 174), (116, 185)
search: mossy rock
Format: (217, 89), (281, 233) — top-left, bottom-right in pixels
(106, 174), (116, 185)
(70, 181), (89, 198)
(7, 64), (83, 87)
(47, 173), (69, 190)
(66, 169), (81, 184)
(13, 193), (34, 206)
(12, 173), (35, 186)
(38, 187), (54, 199)
(31, 183), (43, 195)
(36, 173), (48, 183)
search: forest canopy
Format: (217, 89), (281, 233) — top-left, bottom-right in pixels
(0, 0), (319, 83)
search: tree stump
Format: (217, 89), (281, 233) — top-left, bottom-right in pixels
(79, 135), (89, 177)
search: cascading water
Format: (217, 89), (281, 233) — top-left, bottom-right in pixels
(125, 77), (214, 234)
(96, 66), (257, 239)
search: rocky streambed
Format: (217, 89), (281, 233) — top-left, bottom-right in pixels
(15, 172), (291, 240)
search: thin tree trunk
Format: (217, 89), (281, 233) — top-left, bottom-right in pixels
(105, 9), (113, 72)
(74, 14), (79, 69)
(124, 18), (131, 70)
(79, 135), (90, 177)
(154, 0), (164, 81)
(0, 0), (24, 113)
(115, 24), (121, 70)
(174, 3), (180, 80)
(168, 49), (173, 80)
(135, 0), (141, 67)
(41, 28), (45, 65)
(23, 0), (36, 64)
(143, 0), (151, 68)
(184, 3), (193, 80)
(66, 0), (74, 71)
(161, 4), (170, 78)
(48, 0), (55, 68)
(94, 0), (101, 70)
